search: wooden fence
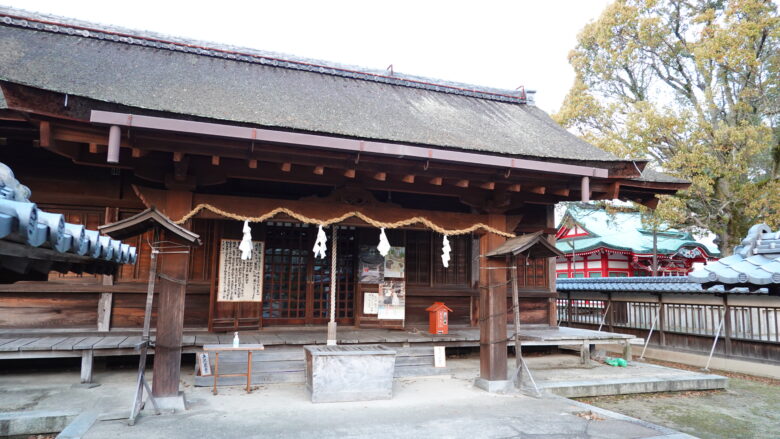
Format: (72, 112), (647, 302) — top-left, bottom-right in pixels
(556, 291), (780, 364)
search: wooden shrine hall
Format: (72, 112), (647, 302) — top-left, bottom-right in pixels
(0, 6), (688, 394)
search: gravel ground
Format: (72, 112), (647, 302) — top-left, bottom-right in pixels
(577, 360), (780, 439)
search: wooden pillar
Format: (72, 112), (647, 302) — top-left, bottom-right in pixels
(545, 205), (557, 327)
(80, 350), (94, 384)
(96, 293), (113, 332)
(723, 295), (732, 356)
(152, 190), (193, 399)
(658, 294), (666, 346)
(478, 214), (508, 384)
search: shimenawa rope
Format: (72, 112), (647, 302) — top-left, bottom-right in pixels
(174, 203), (515, 238)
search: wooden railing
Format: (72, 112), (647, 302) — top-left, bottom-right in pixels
(556, 291), (780, 363)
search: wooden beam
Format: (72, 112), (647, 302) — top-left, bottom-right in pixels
(173, 152), (184, 162)
(507, 184), (521, 192)
(527, 186), (546, 195)
(551, 188), (570, 197)
(280, 162), (292, 172)
(344, 169), (356, 178)
(480, 182), (495, 190)
(131, 148), (146, 158)
(604, 182), (620, 199)
(211, 155), (220, 166)
(455, 179), (470, 188)
(39, 121), (51, 147)
(641, 197), (660, 209)
(402, 174), (415, 184)
(313, 166), (325, 175)
(373, 172), (387, 181)
(248, 159), (258, 169)
(88, 143), (99, 154)
(429, 177), (443, 186)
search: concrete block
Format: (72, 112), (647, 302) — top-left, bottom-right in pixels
(474, 378), (512, 393)
(0, 410), (76, 436)
(304, 344), (396, 403)
(151, 392), (187, 412)
(56, 410), (98, 439)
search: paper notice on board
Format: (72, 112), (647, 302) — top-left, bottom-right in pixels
(218, 239), (264, 302)
(363, 292), (379, 315)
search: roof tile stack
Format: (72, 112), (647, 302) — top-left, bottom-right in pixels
(689, 224), (780, 287)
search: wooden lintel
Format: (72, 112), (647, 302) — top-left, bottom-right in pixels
(280, 162), (292, 172)
(88, 143), (99, 154)
(507, 184), (521, 192)
(248, 159), (258, 169)
(455, 179), (469, 188)
(480, 182), (495, 190)
(402, 174), (415, 184)
(344, 169), (356, 178)
(429, 177), (443, 186)
(131, 147), (146, 158)
(527, 186), (546, 195)
(211, 155), (220, 166)
(173, 152), (185, 162)
(552, 188), (570, 197)
(39, 121), (51, 147)
(313, 166), (325, 175)
(374, 172), (387, 181)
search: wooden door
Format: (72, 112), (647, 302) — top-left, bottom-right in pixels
(210, 223), (357, 330)
(262, 223), (311, 325)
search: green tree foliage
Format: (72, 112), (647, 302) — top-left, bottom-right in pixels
(554, 0), (780, 255)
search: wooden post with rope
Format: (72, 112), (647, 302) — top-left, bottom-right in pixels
(97, 207), (201, 426)
(327, 226), (338, 345)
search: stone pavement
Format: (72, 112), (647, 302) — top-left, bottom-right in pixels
(0, 355), (698, 438)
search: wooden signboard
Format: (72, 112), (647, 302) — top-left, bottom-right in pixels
(197, 352), (212, 376)
(217, 239), (264, 302)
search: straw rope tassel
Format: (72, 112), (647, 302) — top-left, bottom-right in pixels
(173, 203), (514, 238)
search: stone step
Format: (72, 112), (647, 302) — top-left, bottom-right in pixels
(540, 372), (728, 398)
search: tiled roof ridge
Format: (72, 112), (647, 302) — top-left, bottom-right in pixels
(0, 7), (528, 105)
(0, 161), (137, 265)
(558, 276), (692, 284)
(689, 223), (780, 287)
(737, 223), (780, 258)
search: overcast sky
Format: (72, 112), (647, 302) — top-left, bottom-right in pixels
(2, 0), (613, 114)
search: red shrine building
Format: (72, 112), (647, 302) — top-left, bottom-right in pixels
(555, 205), (719, 278)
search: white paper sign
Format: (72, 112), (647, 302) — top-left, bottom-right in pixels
(198, 352), (212, 376)
(218, 239), (264, 302)
(434, 346), (446, 368)
(363, 292), (379, 315)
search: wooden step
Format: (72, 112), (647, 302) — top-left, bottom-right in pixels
(193, 344), (445, 387)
